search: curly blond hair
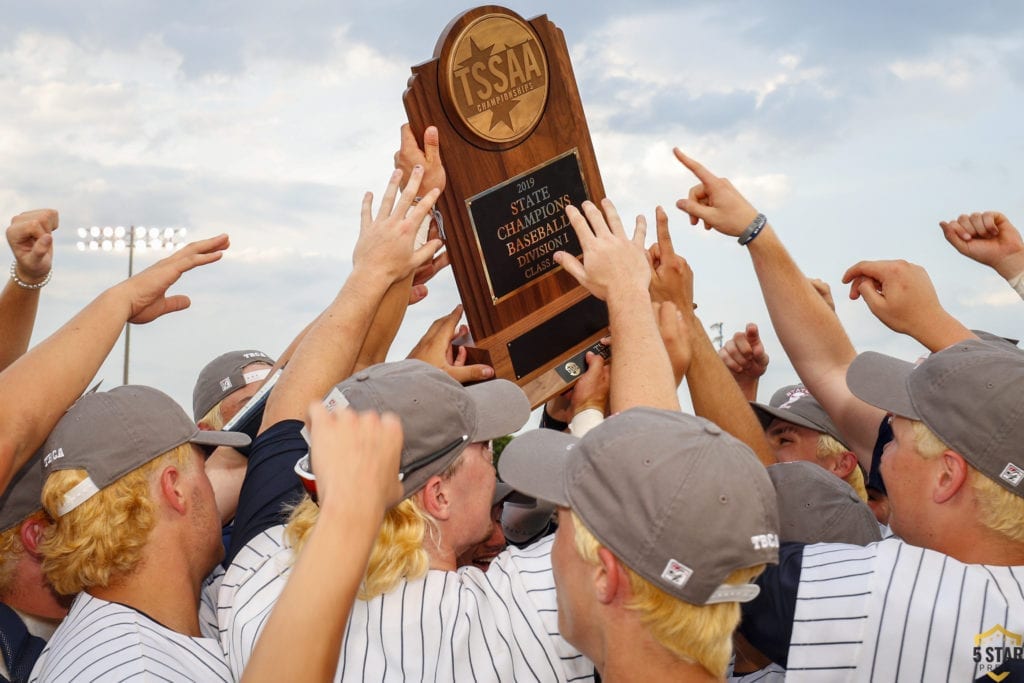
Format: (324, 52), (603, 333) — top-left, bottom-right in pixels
(39, 444), (193, 596)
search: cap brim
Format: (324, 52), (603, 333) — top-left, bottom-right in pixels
(497, 429), (577, 506)
(492, 482), (514, 506)
(465, 379), (531, 441)
(492, 481), (534, 506)
(846, 351), (919, 419)
(751, 402), (830, 434)
(189, 429), (251, 450)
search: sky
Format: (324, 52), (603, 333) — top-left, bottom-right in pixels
(3, 0), (1022, 415)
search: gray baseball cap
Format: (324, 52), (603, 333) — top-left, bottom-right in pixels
(333, 360), (531, 499)
(499, 407), (780, 605)
(42, 385), (250, 517)
(0, 453), (45, 532)
(846, 339), (1024, 497)
(768, 461), (881, 545)
(192, 349), (275, 421)
(752, 384), (850, 449)
(501, 496), (556, 545)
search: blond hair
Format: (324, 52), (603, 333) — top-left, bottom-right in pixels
(199, 402), (225, 430)
(39, 444), (193, 595)
(911, 421), (1024, 544)
(571, 511), (764, 678)
(815, 434), (868, 502)
(284, 448), (470, 600)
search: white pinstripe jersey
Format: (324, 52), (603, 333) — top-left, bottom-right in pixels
(727, 662), (786, 682)
(218, 525), (595, 682)
(787, 538), (1024, 681)
(27, 587), (230, 683)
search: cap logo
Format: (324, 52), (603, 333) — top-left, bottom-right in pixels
(43, 447), (65, 468)
(999, 463), (1023, 487)
(779, 386), (811, 410)
(751, 533), (780, 550)
(660, 559), (693, 588)
(323, 387), (351, 413)
(242, 352), (268, 359)
(219, 377), (233, 391)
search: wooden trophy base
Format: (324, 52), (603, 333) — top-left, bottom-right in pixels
(460, 290), (609, 406)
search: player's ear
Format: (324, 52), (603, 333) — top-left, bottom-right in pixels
(20, 515), (50, 558)
(418, 475), (451, 521)
(933, 450), (969, 504)
(159, 465), (188, 515)
(594, 546), (624, 605)
(831, 451), (858, 479)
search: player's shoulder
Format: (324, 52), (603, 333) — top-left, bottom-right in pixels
(223, 524), (291, 583)
(31, 595), (168, 681)
(217, 525), (291, 630)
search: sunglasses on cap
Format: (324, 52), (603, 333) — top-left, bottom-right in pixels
(293, 434), (469, 503)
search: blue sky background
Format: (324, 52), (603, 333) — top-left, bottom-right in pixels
(3, 0), (1022, 412)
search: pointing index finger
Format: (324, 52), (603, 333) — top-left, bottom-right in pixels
(655, 206), (674, 256)
(673, 148), (717, 185)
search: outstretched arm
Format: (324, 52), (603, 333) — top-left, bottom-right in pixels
(940, 211), (1024, 294)
(842, 259), (977, 352)
(0, 209), (57, 370)
(241, 404), (403, 683)
(648, 207), (775, 465)
(0, 234), (230, 491)
(556, 199), (679, 412)
(674, 149), (882, 469)
(353, 125), (450, 370)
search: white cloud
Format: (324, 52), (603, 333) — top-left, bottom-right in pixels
(968, 287), (1024, 308)
(889, 58), (972, 88)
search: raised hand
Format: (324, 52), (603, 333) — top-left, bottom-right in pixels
(306, 402), (404, 514)
(352, 167), (443, 284)
(569, 352), (610, 417)
(395, 124), (446, 196)
(648, 206), (695, 312)
(673, 149), (760, 236)
(719, 323), (769, 401)
(406, 304), (494, 383)
(116, 234), (230, 324)
(555, 199), (649, 301)
(7, 209), (58, 283)
(842, 259), (973, 351)
(940, 211), (1024, 280)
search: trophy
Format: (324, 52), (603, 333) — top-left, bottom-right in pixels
(404, 5), (609, 407)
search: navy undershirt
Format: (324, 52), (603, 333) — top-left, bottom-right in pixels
(224, 419), (307, 567)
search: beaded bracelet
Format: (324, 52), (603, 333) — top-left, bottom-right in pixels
(9, 262), (52, 289)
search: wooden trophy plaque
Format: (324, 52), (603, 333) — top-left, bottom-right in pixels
(404, 5), (609, 407)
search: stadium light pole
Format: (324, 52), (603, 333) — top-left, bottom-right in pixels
(76, 225), (188, 384)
